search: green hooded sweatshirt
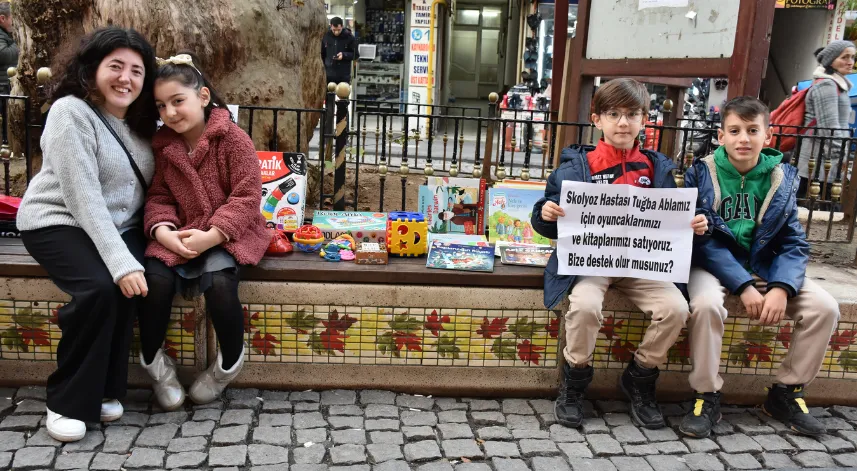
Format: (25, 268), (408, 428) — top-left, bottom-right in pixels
(713, 146), (782, 252)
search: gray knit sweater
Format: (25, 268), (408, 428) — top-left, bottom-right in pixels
(798, 66), (853, 182)
(17, 96), (155, 282)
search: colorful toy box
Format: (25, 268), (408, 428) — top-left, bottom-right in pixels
(355, 242), (389, 265)
(259, 152), (307, 232)
(387, 211), (428, 257)
(311, 211), (388, 243)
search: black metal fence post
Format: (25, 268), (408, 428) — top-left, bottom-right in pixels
(333, 83), (350, 211)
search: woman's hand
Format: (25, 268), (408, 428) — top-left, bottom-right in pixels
(541, 201), (565, 222)
(155, 226), (199, 259)
(691, 214), (708, 235)
(178, 228), (226, 254)
(118, 271), (148, 298)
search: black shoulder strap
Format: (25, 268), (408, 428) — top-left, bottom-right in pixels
(86, 102), (149, 192)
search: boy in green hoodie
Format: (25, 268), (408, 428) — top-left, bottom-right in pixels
(680, 97), (840, 439)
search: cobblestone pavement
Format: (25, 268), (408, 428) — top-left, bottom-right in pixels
(1, 386), (857, 470)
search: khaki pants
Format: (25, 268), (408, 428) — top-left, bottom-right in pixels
(687, 268), (840, 392)
(564, 276), (690, 369)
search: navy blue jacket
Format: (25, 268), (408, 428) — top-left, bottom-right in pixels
(685, 154), (809, 297)
(530, 144), (679, 309)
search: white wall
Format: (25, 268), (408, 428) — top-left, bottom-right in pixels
(761, 8), (830, 108)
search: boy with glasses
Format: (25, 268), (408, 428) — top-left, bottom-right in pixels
(531, 78), (708, 429)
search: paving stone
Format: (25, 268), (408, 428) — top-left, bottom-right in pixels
(645, 455), (691, 471)
(611, 456), (654, 471)
(817, 433), (856, 452)
(682, 453), (724, 471)
(623, 444), (658, 456)
(148, 411), (188, 425)
(469, 400), (500, 411)
(793, 450), (836, 468)
(374, 461), (411, 471)
(360, 390), (396, 405)
(366, 443), (403, 463)
(653, 441), (689, 455)
(209, 444), (248, 467)
(330, 467), (371, 471)
(290, 391), (321, 402)
(0, 398), (11, 417)
(192, 399), (224, 410)
(612, 425), (647, 444)
(0, 451), (10, 469)
(404, 440), (442, 462)
(89, 453), (127, 471)
(714, 433), (762, 453)
(331, 405), (363, 416)
(332, 429), (367, 445)
(370, 431), (404, 445)
(295, 428), (327, 445)
(532, 456), (571, 470)
(530, 399), (553, 414)
(568, 458), (619, 471)
(122, 447), (164, 468)
(330, 444), (367, 464)
(549, 424), (584, 442)
(13, 399), (46, 415)
(164, 451), (207, 469)
(415, 462), (453, 471)
(259, 413), (292, 427)
(366, 405), (399, 419)
(477, 426), (512, 441)
(587, 434), (624, 456)
(321, 389), (357, 406)
(0, 431), (25, 452)
(604, 413), (633, 427)
(365, 419), (400, 431)
(641, 427), (679, 442)
(12, 446), (55, 468)
(557, 442), (593, 459)
(818, 417), (853, 430)
(582, 418), (610, 433)
(226, 388), (260, 400)
(220, 409), (254, 425)
(402, 410), (438, 427)
(718, 452), (760, 470)
(396, 395), (434, 410)
(502, 399), (534, 415)
(750, 434), (794, 452)
(752, 411), (790, 433)
(293, 443), (326, 463)
(483, 440), (520, 458)
(247, 444), (289, 465)
(519, 439), (560, 457)
(455, 463), (492, 471)
(135, 423), (178, 447)
(437, 423), (473, 439)
(16, 386), (47, 401)
(709, 421), (733, 435)
(295, 402), (320, 412)
(833, 453), (857, 467)
(491, 457), (531, 471)
(441, 439), (483, 459)
(101, 426), (140, 453)
(403, 426), (436, 441)
(541, 413), (557, 426)
(809, 407), (831, 418)
(54, 451), (94, 470)
(167, 436), (207, 452)
(293, 465), (329, 471)
(682, 437), (719, 453)
(212, 424), (250, 444)
(253, 425), (291, 446)
(62, 429), (104, 452)
(110, 411), (148, 427)
(837, 430), (857, 447)
(759, 452), (798, 469)
(438, 411), (467, 423)
(263, 400), (293, 412)
(726, 413), (775, 435)
(506, 414), (540, 430)
(435, 398), (468, 411)
(595, 401), (627, 414)
(470, 411), (505, 425)
(192, 409), (222, 421)
(832, 405), (857, 421)
(785, 433), (826, 451)
(25, 428), (61, 447)
(181, 419), (215, 437)
(261, 391), (289, 401)
(512, 429), (550, 439)
(295, 412), (327, 429)
(0, 415), (41, 430)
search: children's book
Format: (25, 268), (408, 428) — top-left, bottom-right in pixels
(498, 245), (553, 267)
(426, 241), (495, 272)
(427, 233), (490, 247)
(418, 177), (486, 235)
(487, 185), (550, 248)
(259, 152), (307, 232)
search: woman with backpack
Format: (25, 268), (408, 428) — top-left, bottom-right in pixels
(797, 40), (855, 197)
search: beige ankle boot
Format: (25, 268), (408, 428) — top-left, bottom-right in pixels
(140, 349), (186, 411)
(189, 348), (244, 404)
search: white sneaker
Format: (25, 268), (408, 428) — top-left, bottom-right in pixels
(100, 399), (123, 422)
(46, 407), (86, 442)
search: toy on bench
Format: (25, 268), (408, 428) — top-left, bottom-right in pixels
(386, 211), (428, 257)
(355, 241), (389, 264)
(292, 224), (325, 253)
(320, 234), (356, 262)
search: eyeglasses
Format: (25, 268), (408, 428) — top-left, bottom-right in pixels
(601, 110), (644, 124)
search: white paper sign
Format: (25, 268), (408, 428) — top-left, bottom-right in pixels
(556, 181), (698, 283)
(639, 0), (689, 9)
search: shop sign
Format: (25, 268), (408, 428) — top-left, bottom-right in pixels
(826, 0), (848, 43)
(775, 0), (835, 9)
(408, 28), (434, 87)
(412, 0), (431, 27)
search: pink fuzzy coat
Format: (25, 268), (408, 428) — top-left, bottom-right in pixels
(144, 108), (268, 267)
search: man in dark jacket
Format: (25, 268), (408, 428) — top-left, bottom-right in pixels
(0, 2), (17, 96)
(321, 17), (357, 85)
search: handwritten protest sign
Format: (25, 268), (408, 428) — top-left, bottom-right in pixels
(556, 181), (698, 283)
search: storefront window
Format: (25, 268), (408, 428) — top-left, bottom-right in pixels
(482, 7), (503, 28)
(455, 9), (481, 26)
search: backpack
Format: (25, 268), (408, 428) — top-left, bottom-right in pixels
(770, 79), (837, 152)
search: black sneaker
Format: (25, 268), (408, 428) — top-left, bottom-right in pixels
(679, 391), (722, 438)
(762, 384), (825, 436)
(620, 359), (665, 429)
(554, 363), (593, 428)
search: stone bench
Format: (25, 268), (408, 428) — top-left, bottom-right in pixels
(0, 238), (855, 406)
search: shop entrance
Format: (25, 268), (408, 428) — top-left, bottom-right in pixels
(450, 5), (505, 100)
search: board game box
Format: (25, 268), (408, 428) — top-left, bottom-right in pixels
(259, 152), (307, 232)
(311, 211), (388, 243)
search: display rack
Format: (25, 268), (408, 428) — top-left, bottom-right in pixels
(355, 62), (404, 103)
